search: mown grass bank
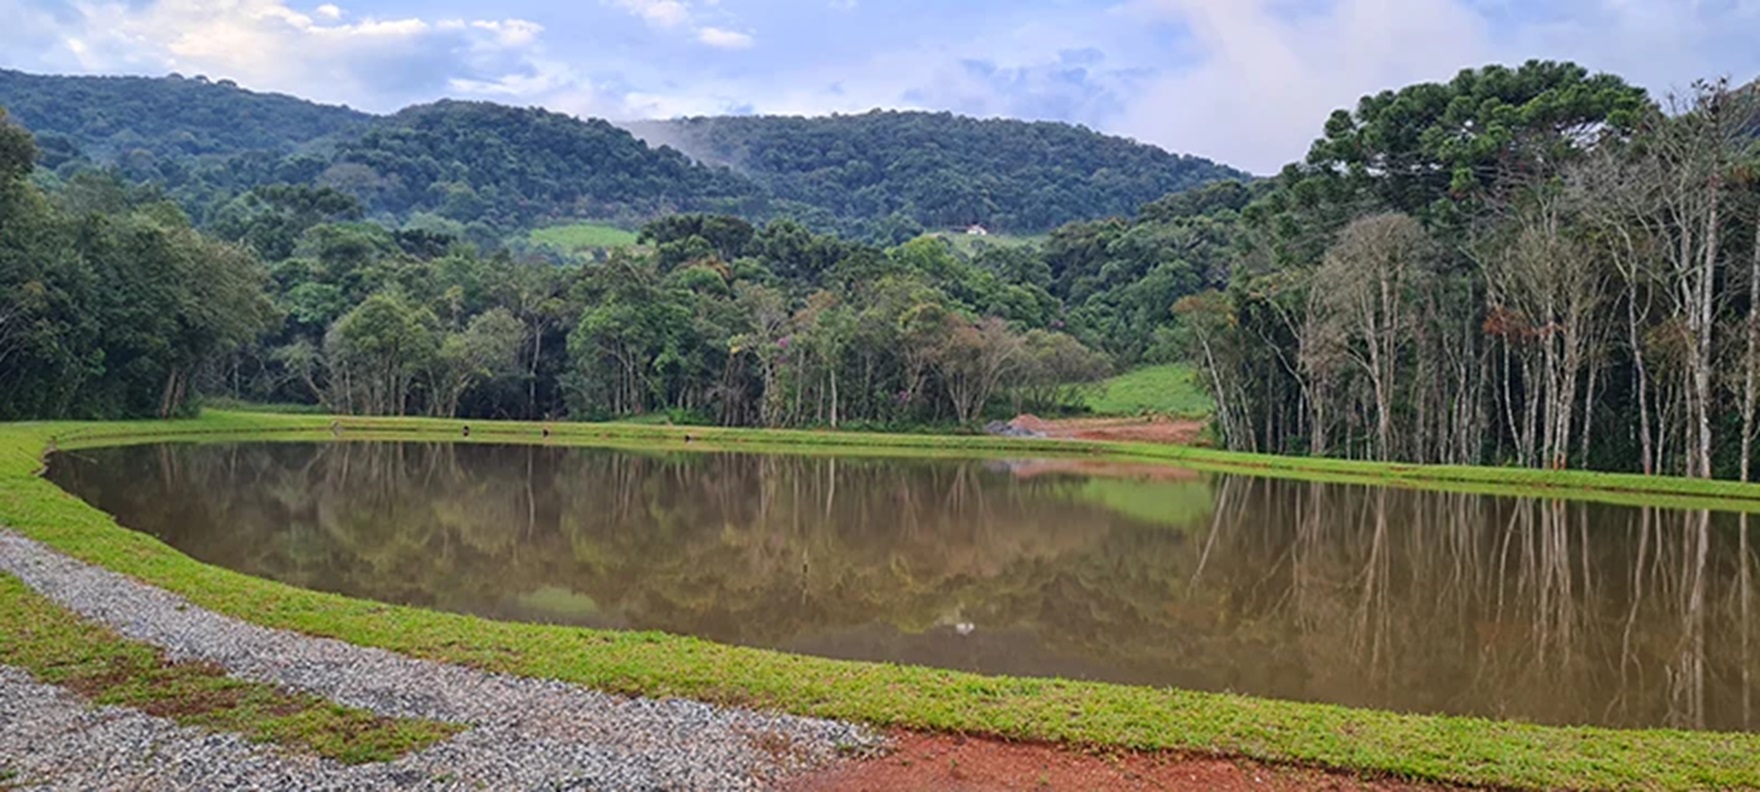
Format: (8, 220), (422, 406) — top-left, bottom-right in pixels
(5, 412), (1760, 789)
(1084, 363), (1214, 418)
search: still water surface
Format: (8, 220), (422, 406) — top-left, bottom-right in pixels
(46, 441), (1760, 732)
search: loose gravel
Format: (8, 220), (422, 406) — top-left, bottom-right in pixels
(0, 531), (881, 791)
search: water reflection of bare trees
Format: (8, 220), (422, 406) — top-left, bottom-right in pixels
(1206, 475), (1758, 731)
(47, 443), (1760, 732)
(1743, 514), (1753, 730)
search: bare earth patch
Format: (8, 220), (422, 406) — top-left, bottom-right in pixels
(1010, 414), (1209, 445)
(789, 730), (1453, 792)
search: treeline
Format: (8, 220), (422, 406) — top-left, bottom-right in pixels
(1186, 61), (1760, 480)
(245, 209), (1113, 427)
(630, 110), (1247, 235)
(315, 102), (760, 235)
(12, 100), (758, 251)
(4, 101), (1123, 425)
(0, 110), (272, 420)
(0, 71), (1244, 244)
(0, 68), (369, 164)
(1042, 180), (1261, 362)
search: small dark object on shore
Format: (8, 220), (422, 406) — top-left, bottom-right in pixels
(542, 427), (551, 438)
(462, 425), (471, 437)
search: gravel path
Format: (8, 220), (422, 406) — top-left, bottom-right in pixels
(0, 531), (879, 791)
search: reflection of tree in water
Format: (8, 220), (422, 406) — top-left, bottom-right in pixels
(1238, 482), (1757, 731)
(46, 442), (1760, 732)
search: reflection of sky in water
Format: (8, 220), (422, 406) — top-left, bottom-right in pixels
(46, 441), (1760, 733)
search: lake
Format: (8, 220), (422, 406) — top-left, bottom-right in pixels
(45, 441), (1760, 732)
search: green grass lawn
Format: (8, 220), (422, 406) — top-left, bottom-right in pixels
(1085, 364), (1214, 418)
(198, 396), (329, 415)
(7, 412), (1760, 789)
(529, 222), (640, 252)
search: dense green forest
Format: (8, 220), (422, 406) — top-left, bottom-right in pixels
(628, 111), (1246, 234)
(319, 102), (760, 235)
(12, 59), (1760, 482)
(1184, 61), (1760, 480)
(0, 69), (370, 164)
(0, 104), (1122, 425)
(0, 71), (1240, 245)
(0, 109), (273, 419)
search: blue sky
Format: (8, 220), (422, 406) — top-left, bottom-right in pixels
(3, 0), (1758, 173)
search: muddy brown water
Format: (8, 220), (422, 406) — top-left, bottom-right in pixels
(45, 441), (1760, 733)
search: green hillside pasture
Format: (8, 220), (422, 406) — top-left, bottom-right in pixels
(1085, 364), (1213, 418)
(529, 222), (640, 253)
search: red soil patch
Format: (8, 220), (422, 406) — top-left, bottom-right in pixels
(789, 731), (1447, 792)
(1011, 414), (1209, 445)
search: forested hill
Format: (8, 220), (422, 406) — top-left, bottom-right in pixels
(0, 68), (371, 165)
(0, 69), (1245, 239)
(630, 111), (1248, 233)
(320, 101), (760, 230)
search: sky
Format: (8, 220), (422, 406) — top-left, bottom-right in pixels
(3, 0), (1759, 173)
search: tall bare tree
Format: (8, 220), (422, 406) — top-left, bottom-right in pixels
(1482, 182), (1610, 469)
(1632, 81), (1758, 477)
(1311, 213), (1434, 460)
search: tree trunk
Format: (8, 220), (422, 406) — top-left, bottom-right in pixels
(1693, 180), (1719, 478)
(528, 327), (543, 419)
(1629, 275), (1655, 475)
(829, 366), (839, 429)
(1744, 217), (1760, 482)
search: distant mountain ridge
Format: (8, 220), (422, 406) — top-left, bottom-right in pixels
(0, 68), (371, 165)
(0, 69), (1248, 237)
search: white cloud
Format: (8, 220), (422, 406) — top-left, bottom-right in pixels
(1115, 0), (1760, 173)
(1116, 0), (1492, 173)
(471, 19), (544, 48)
(603, 0), (754, 50)
(696, 26), (752, 50)
(608, 0), (691, 29)
(13, 0), (543, 111)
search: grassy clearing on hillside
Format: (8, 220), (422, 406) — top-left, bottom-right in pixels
(927, 231), (1046, 257)
(1085, 364), (1214, 418)
(0, 573), (460, 763)
(5, 413), (1760, 789)
(529, 222), (640, 252)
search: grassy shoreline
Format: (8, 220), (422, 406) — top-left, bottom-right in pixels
(5, 411), (1760, 789)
